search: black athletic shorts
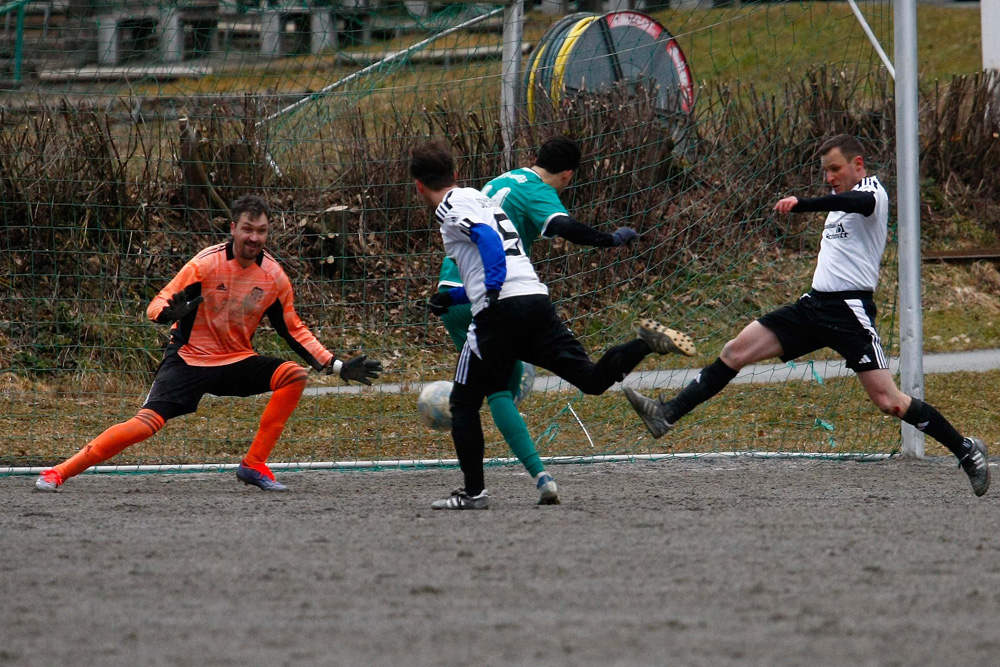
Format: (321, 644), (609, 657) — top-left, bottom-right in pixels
(756, 290), (888, 373)
(453, 294), (592, 399)
(142, 351), (288, 420)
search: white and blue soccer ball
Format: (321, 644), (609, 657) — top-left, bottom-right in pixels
(417, 380), (453, 431)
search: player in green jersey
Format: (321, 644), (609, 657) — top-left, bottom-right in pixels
(428, 137), (650, 505)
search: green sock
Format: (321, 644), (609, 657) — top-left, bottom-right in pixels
(488, 390), (544, 477)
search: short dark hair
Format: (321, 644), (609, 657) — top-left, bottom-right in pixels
(535, 136), (581, 173)
(410, 138), (456, 190)
(818, 134), (865, 161)
(231, 194), (271, 223)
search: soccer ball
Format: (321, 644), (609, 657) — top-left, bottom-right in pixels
(513, 363), (535, 407)
(417, 380), (453, 431)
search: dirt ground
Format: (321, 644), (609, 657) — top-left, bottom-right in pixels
(1, 458), (998, 667)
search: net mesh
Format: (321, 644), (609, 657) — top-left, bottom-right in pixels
(1, 0), (904, 470)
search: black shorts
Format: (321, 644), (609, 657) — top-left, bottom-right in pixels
(453, 294), (593, 399)
(142, 352), (288, 420)
(756, 290), (888, 373)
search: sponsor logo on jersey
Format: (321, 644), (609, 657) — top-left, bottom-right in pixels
(825, 222), (849, 240)
(217, 283), (227, 292)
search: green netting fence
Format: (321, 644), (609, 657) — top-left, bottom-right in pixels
(1, 0), (996, 471)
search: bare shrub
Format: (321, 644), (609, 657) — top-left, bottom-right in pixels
(2, 70), (999, 377)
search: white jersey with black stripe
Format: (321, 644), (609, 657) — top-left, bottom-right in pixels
(811, 176), (889, 292)
(435, 187), (547, 314)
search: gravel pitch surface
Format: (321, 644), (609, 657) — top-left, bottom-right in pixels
(2, 458), (998, 666)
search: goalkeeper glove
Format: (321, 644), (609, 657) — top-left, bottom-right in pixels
(611, 227), (638, 247)
(158, 291), (204, 323)
(328, 355), (383, 386)
(484, 289), (501, 309)
(428, 291), (452, 316)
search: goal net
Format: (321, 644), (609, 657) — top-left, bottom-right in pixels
(1, 0), (905, 473)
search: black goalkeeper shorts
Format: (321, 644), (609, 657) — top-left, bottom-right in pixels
(142, 351), (288, 420)
(757, 290), (889, 373)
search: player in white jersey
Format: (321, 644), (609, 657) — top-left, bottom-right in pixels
(624, 134), (990, 497)
(410, 138), (697, 509)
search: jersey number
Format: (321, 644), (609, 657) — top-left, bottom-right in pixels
(494, 212), (523, 257)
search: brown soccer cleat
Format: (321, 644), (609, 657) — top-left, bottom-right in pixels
(636, 319), (697, 357)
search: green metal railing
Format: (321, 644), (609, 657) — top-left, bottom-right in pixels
(0, 0), (30, 83)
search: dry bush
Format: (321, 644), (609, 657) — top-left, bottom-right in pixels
(2, 70), (999, 378)
(922, 71), (1000, 201)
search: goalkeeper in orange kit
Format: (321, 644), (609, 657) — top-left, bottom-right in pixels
(34, 195), (382, 492)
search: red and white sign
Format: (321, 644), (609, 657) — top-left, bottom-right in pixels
(605, 11), (662, 39)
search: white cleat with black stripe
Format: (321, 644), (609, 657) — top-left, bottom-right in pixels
(431, 488), (490, 510)
(959, 437), (990, 497)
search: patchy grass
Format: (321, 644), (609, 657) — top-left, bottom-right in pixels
(120, 3), (982, 99)
(5, 257), (1000, 467)
(650, 3), (981, 86)
(3, 363), (997, 467)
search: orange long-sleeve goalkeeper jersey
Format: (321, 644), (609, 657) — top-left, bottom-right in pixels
(146, 240), (334, 370)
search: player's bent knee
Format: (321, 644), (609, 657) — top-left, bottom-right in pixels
(719, 340), (747, 369)
(135, 408), (166, 436)
(449, 386), (484, 414)
(271, 362), (308, 391)
(579, 383), (608, 396)
(872, 395), (905, 418)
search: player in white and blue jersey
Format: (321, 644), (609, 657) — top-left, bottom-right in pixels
(410, 138), (696, 509)
(432, 137), (641, 505)
(624, 134), (989, 497)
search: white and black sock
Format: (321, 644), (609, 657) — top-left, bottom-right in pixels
(901, 397), (970, 458)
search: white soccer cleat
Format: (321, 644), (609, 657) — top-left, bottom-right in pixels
(533, 471), (560, 505)
(34, 469), (63, 492)
(431, 488), (490, 510)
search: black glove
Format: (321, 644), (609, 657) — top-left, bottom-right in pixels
(337, 355), (383, 386)
(428, 291), (452, 316)
(158, 291), (203, 323)
(484, 289), (501, 309)
(612, 227), (638, 247)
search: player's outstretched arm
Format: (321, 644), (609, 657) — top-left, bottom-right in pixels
(263, 270), (340, 371)
(326, 355), (383, 386)
(545, 214), (637, 248)
(775, 191), (876, 215)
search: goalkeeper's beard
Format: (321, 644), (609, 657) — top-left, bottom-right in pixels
(237, 240), (261, 262)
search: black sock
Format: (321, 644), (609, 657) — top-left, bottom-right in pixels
(662, 358), (738, 424)
(451, 410), (486, 496)
(590, 340), (651, 394)
(901, 397), (969, 458)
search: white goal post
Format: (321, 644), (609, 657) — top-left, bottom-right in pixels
(504, 0), (926, 457)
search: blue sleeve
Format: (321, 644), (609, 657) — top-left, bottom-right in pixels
(467, 223), (507, 292)
(448, 286), (469, 305)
